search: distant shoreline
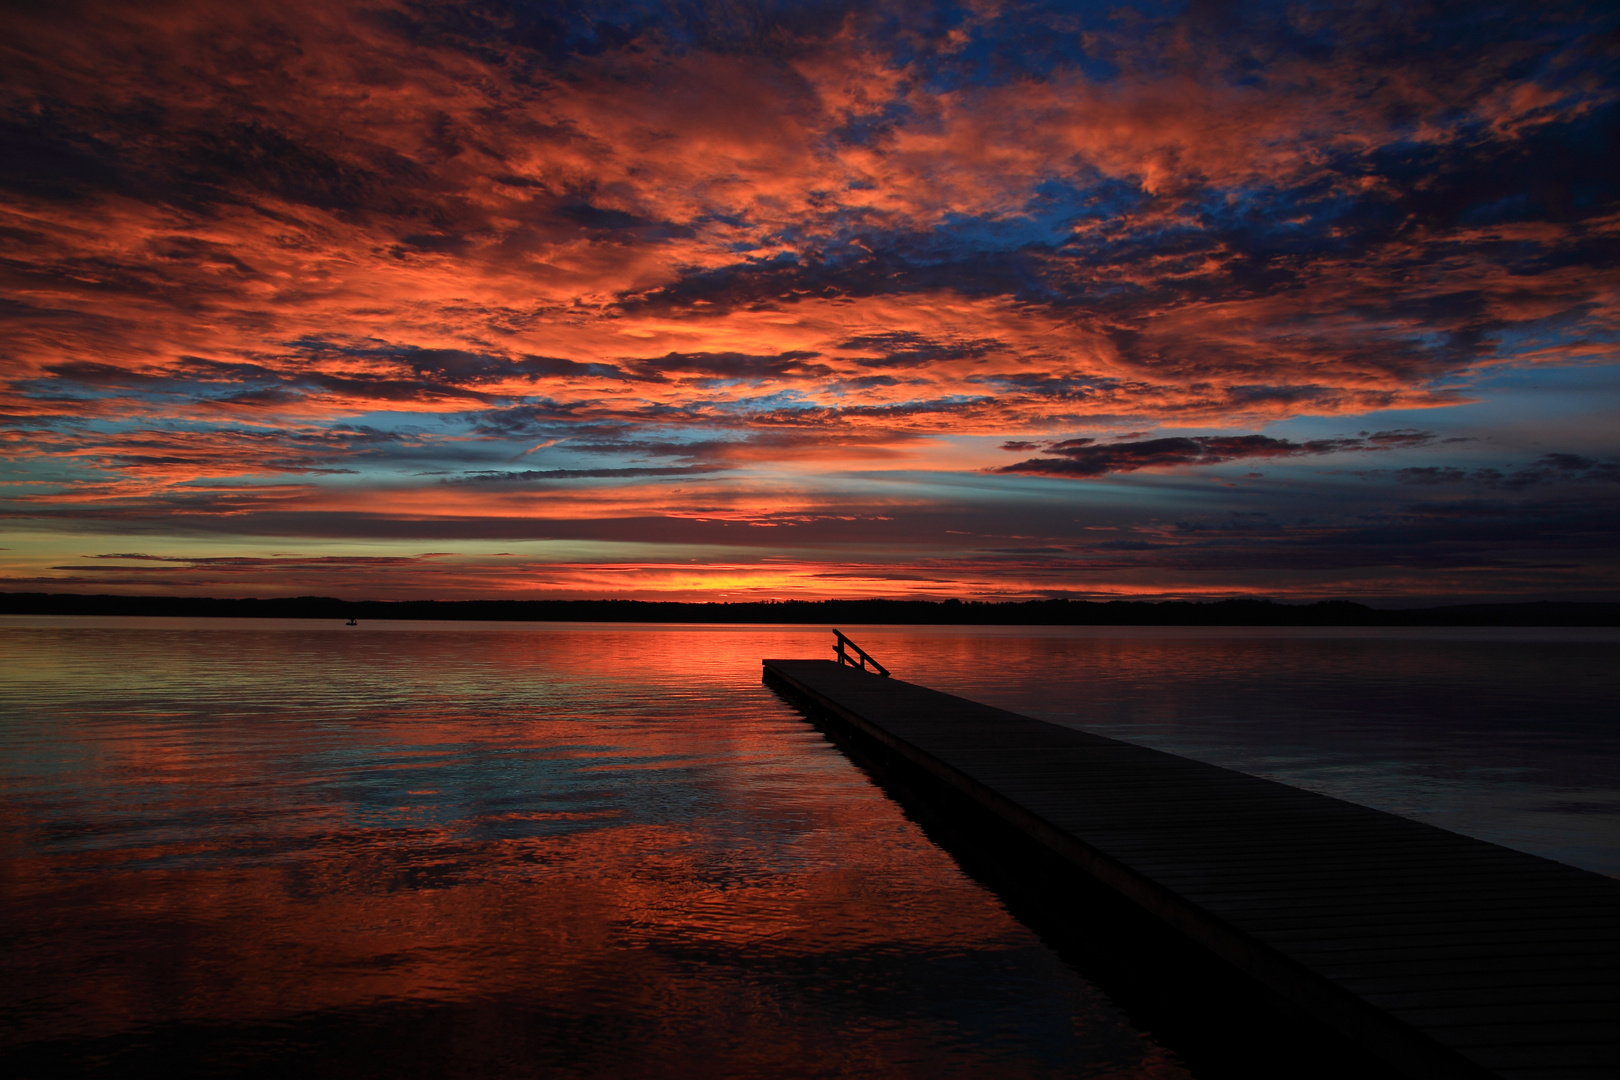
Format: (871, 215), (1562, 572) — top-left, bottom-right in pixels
(2, 592), (1617, 626)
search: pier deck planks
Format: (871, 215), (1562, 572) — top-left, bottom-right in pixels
(762, 658), (1619, 1080)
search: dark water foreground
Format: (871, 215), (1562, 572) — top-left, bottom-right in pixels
(766, 659), (1620, 1079)
(2, 619), (1615, 1077)
(1, 620), (1187, 1079)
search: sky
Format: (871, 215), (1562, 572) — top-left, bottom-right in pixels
(1, 0), (1617, 604)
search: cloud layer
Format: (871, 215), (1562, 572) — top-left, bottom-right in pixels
(1, 1), (1617, 600)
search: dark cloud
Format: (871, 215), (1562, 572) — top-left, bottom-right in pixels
(293, 342), (639, 385)
(998, 431), (1435, 479)
(627, 351), (833, 382)
(1393, 467), (1469, 485)
(469, 402), (601, 438)
(839, 332), (1006, 369)
(1388, 454), (1620, 490)
(558, 203), (695, 242)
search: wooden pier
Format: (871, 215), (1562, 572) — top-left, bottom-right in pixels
(763, 658), (1619, 1080)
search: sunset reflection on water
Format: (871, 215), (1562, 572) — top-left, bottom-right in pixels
(0, 620), (1188, 1078)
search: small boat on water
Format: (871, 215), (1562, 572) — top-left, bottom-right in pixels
(346, 617), (358, 626)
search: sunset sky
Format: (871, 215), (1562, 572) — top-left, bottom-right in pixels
(2, 0), (1616, 603)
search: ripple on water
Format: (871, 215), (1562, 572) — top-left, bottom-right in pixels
(0, 620), (1190, 1078)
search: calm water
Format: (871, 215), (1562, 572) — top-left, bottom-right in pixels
(0, 618), (1186, 1079)
(2, 619), (1616, 1077)
(848, 625), (1620, 878)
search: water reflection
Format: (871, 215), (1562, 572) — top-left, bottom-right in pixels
(0, 620), (1187, 1078)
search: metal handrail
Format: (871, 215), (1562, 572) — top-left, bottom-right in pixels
(833, 629), (889, 677)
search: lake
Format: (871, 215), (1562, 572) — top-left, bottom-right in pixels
(2, 618), (1615, 1078)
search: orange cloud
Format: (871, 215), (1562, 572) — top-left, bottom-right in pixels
(2, 1), (1616, 601)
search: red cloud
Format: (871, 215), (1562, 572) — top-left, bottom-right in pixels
(1, 2), (1614, 601)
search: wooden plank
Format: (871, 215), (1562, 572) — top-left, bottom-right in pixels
(763, 658), (1620, 1080)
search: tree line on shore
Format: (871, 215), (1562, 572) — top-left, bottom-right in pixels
(2, 592), (1616, 626)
